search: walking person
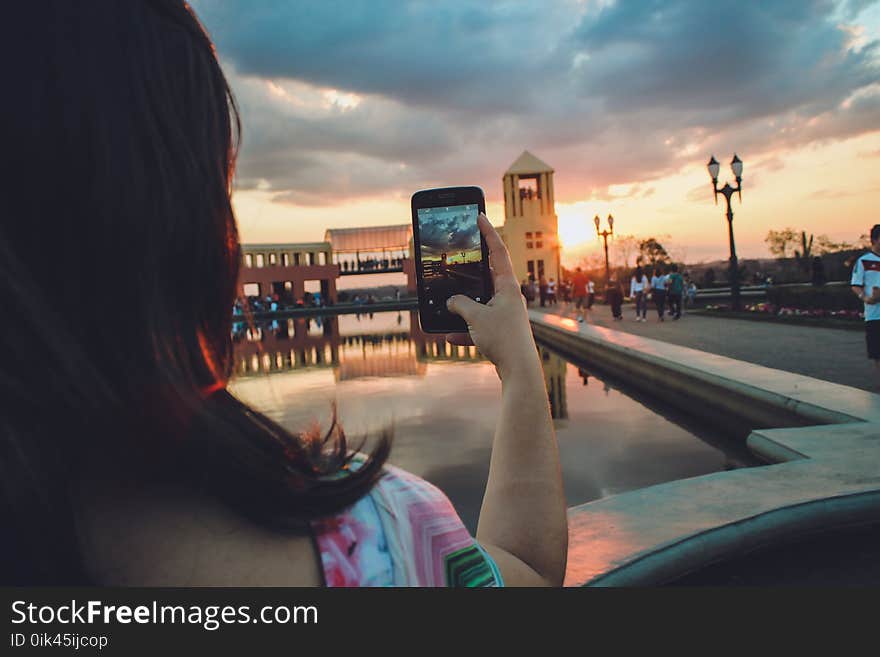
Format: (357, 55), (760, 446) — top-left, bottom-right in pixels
(539, 275), (548, 308)
(651, 266), (668, 321)
(547, 277), (557, 305)
(666, 264), (684, 320)
(571, 267), (589, 323)
(630, 265), (648, 322)
(687, 281), (697, 309)
(607, 278), (624, 320)
(587, 279), (596, 310)
(851, 224), (880, 387)
(521, 278), (531, 307)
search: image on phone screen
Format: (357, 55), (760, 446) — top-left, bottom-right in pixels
(416, 203), (485, 318)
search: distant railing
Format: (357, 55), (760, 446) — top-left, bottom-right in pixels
(337, 257), (409, 275)
(692, 280), (848, 300)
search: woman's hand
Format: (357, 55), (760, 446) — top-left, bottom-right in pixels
(445, 213), (537, 380)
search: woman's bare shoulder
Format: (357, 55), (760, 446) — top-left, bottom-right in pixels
(75, 475), (323, 587)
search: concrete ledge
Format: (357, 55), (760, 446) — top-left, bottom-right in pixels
(528, 311), (880, 586)
(530, 311), (880, 426)
(584, 489), (880, 586)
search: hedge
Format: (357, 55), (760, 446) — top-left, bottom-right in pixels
(765, 285), (861, 311)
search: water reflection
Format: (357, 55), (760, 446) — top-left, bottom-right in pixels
(230, 311), (752, 533)
(232, 311), (481, 379)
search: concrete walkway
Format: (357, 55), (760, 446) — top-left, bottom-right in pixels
(528, 310), (880, 586)
(531, 302), (874, 392)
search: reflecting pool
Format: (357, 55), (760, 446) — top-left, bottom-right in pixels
(229, 311), (754, 533)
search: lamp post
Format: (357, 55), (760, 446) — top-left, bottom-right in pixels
(707, 154), (743, 311)
(594, 214), (614, 285)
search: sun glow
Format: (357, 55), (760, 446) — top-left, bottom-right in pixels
(557, 201), (603, 250)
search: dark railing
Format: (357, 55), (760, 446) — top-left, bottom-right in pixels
(692, 280), (848, 300)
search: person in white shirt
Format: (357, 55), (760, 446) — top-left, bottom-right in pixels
(650, 266), (668, 321)
(547, 277), (557, 305)
(851, 224), (880, 376)
(630, 265), (648, 321)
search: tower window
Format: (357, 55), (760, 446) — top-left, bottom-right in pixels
(518, 176), (540, 200)
(536, 231), (543, 239)
(536, 241), (543, 249)
(525, 231), (533, 239)
(526, 241), (533, 249)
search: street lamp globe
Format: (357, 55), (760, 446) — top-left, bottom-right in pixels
(594, 214), (600, 232)
(607, 214), (614, 232)
(731, 153), (743, 180)
(707, 155), (720, 181)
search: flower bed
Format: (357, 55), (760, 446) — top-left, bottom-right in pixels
(738, 302), (862, 320)
(700, 303), (863, 328)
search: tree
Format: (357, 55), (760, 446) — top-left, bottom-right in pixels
(793, 230), (814, 272)
(765, 228), (798, 258)
(577, 251), (605, 273)
(813, 234), (858, 254)
(611, 234), (640, 269)
(767, 228), (859, 260)
(638, 237), (671, 267)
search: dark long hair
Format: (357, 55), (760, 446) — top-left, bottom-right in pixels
(0, 0), (389, 585)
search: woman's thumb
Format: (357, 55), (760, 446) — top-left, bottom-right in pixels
(446, 295), (482, 323)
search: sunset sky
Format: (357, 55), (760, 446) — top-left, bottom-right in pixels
(191, 0), (880, 267)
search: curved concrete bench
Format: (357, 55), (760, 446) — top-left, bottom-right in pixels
(528, 310), (880, 586)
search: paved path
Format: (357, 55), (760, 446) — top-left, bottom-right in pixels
(531, 302), (875, 392)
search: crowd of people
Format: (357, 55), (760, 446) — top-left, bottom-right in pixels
(233, 291), (326, 315)
(340, 256), (406, 272)
(637, 263), (692, 322)
(519, 275), (594, 309)
(521, 263), (699, 324)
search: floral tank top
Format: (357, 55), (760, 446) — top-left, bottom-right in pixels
(310, 461), (503, 587)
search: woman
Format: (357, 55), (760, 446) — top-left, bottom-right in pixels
(1, 1), (567, 586)
(630, 266), (648, 322)
(650, 266), (668, 321)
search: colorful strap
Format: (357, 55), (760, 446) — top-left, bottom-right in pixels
(311, 462), (503, 587)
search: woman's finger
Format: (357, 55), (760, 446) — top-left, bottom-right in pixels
(478, 213), (518, 292)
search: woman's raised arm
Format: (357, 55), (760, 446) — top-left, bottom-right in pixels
(446, 213), (568, 586)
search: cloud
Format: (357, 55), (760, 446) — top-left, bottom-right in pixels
(808, 184), (880, 199)
(418, 209), (480, 257)
(190, 0), (880, 206)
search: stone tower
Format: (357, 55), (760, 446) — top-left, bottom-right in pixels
(501, 150), (560, 285)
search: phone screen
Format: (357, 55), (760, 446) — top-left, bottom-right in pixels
(415, 203), (487, 330)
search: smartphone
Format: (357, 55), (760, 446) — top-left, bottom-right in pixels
(411, 186), (493, 333)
